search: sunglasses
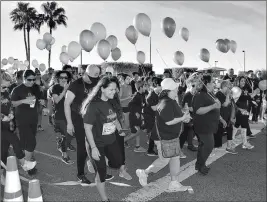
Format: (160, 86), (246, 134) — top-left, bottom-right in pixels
(27, 79), (36, 82)
(59, 77), (68, 80)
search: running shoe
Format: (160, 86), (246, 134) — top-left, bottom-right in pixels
(166, 181), (188, 192)
(27, 167), (37, 176)
(22, 160), (37, 171)
(77, 174), (91, 185)
(242, 142), (254, 149)
(226, 148), (238, 154)
(61, 156), (74, 165)
(136, 169), (148, 186)
(105, 174), (114, 181)
(67, 144), (76, 152)
(134, 146), (146, 153)
(147, 150), (158, 157)
(119, 170), (132, 180)
(179, 152), (186, 159)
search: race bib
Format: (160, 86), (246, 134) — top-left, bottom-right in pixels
(102, 121), (116, 136)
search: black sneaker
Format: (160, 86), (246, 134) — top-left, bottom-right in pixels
(247, 134), (256, 139)
(61, 156), (74, 165)
(27, 167), (37, 176)
(187, 145), (198, 152)
(77, 174), (91, 185)
(105, 174), (114, 181)
(67, 144), (76, 152)
(147, 150), (158, 157)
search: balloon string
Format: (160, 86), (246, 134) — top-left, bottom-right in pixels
(156, 49), (168, 68)
(134, 45), (137, 53)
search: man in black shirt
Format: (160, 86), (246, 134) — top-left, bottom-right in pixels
(223, 68), (236, 83)
(130, 72), (140, 94)
(64, 64), (101, 184)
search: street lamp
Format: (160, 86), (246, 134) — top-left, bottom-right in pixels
(215, 61), (218, 67)
(242, 50), (245, 72)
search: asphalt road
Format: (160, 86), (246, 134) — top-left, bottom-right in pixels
(1, 116), (266, 202)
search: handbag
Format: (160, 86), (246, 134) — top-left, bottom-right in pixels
(154, 115), (183, 158)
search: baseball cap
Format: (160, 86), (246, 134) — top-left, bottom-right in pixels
(161, 78), (179, 91)
(105, 66), (114, 75)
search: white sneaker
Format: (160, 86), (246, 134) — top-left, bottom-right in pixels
(166, 181), (188, 192)
(119, 170), (132, 180)
(134, 146), (147, 153)
(87, 160), (95, 173)
(179, 152), (186, 159)
(21, 160), (37, 171)
(136, 169), (148, 186)
(242, 142), (254, 150)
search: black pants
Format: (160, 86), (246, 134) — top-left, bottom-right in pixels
(115, 131), (125, 165)
(1, 128), (25, 167)
(55, 120), (72, 152)
(91, 140), (123, 183)
(235, 112), (252, 136)
(214, 123), (233, 148)
(195, 133), (214, 169)
(179, 124), (195, 148)
(17, 122), (37, 152)
(72, 112), (87, 176)
(252, 103), (261, 122)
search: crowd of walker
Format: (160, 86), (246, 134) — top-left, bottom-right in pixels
(1, 64), (266, 202)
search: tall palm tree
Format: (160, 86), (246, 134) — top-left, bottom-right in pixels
(10, 2), (43, 65)
(41, 1), (67, 68)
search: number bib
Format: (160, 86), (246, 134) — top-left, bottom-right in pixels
(102, 121), (116, 136)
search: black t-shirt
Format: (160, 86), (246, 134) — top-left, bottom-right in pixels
(51, 84), (66, 121)
(83, 99), (117, 147)
(182, 92), (193, 108)
(11, 84), (42, 124)
(215, 91), (232, 122)
(130, 80), (137, 94)
(143, 90), (159, 117)
(236, 90), (252, 111)
(223, 74), (236, 83)
(1, 91), (12, 130)
(9, 83), (18, 94)
(192, 91), (220, 134)
(68, 77), (98, 114)
(151, 97), (183, 141)
(128, 92), (144, 114)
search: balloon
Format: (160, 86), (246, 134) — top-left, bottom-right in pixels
(43, 32), (52, 44)
(61, 45), (67, 53)
(199, 48), (210, 63)
(133, 13), (151, 37)
(19, 64), (27, 70)
(90, 22), (107, 43)
(173, 51), (184, 66)
(179, 27), (189, 42)
(19, 61), (23, 65)
(224, 39), (231, 52)
(1, 58), (8, 65)
(125, 25), (138, 45)
(259, 80), (267, 91)
(50, 37), (55, 45)
(36, 39), (46, 50)
(111, 47), (121, 61)
(8, 57), (14, 64)
(59, 52), (69, 65)
(32, 59), (39, 68)
(68, 41), (82, 60)
(216, 39), (228, 53)
(7, 68), (14, 75)
(69, 57), (74, 62)
(79, 30), (95, 52)
(97, 39), (111, 61)
(24, 60), (29, 67)
(162, 17), (176, 38)
(39, 63), (46, 72)
(137, 51), (145, 64)
(46, 44), (51, 51)
(230, 40), (237, 53)
(106, 35), (118, 50)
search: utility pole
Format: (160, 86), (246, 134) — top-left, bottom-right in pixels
(242, 50), (246, 72)
(81, 50), (83, 66)
(215, 61), (218, 67)
(149, 37), (151, 64)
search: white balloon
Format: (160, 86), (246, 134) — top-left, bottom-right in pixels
(43, 33), (52, 44)
(50, 37), (55, 45)
(32, 59), (39, 68)
(39, 63), (46, 72)
(2, 58), (8, 65)
(8, 57), (14, 64)
(61, 45), (67, 53)
(90, 22), (107, 44)
(136, 51), (145, 64)
(24, 60), (29, 67)
(36, 39), (46, 50)
(19, 64), (27, 70)
(68, 41), (82, 60)
(59, 52), (69, 64)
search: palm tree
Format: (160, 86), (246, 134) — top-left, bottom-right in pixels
(41, 1), (67, 68)
(10, 2), (43, 64)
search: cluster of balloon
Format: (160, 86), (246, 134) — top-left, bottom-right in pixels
(216, 39), (237, 54)
(162, 17), (176, 38)
(173, 51), (184, 66)
(90, 22), (107, 44)
(179, 27), (189, 42)
(106, 35), (121, 61)
(36, 32), (55, 51)
(199, 48), (210, 63)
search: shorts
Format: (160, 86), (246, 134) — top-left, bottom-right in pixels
(90, 140), (123, 183)
(129, 112), (142, 133)
(17, 123), (38, 152)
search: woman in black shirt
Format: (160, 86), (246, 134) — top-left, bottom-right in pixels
(81, 76), (126, 202)
(192, 75), (221, 175)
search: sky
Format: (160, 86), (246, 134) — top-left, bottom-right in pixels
(1, 1), (266, 74)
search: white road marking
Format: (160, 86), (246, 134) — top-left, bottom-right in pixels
(122, 128), (261, 202)
(35, 150), (65, 161)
